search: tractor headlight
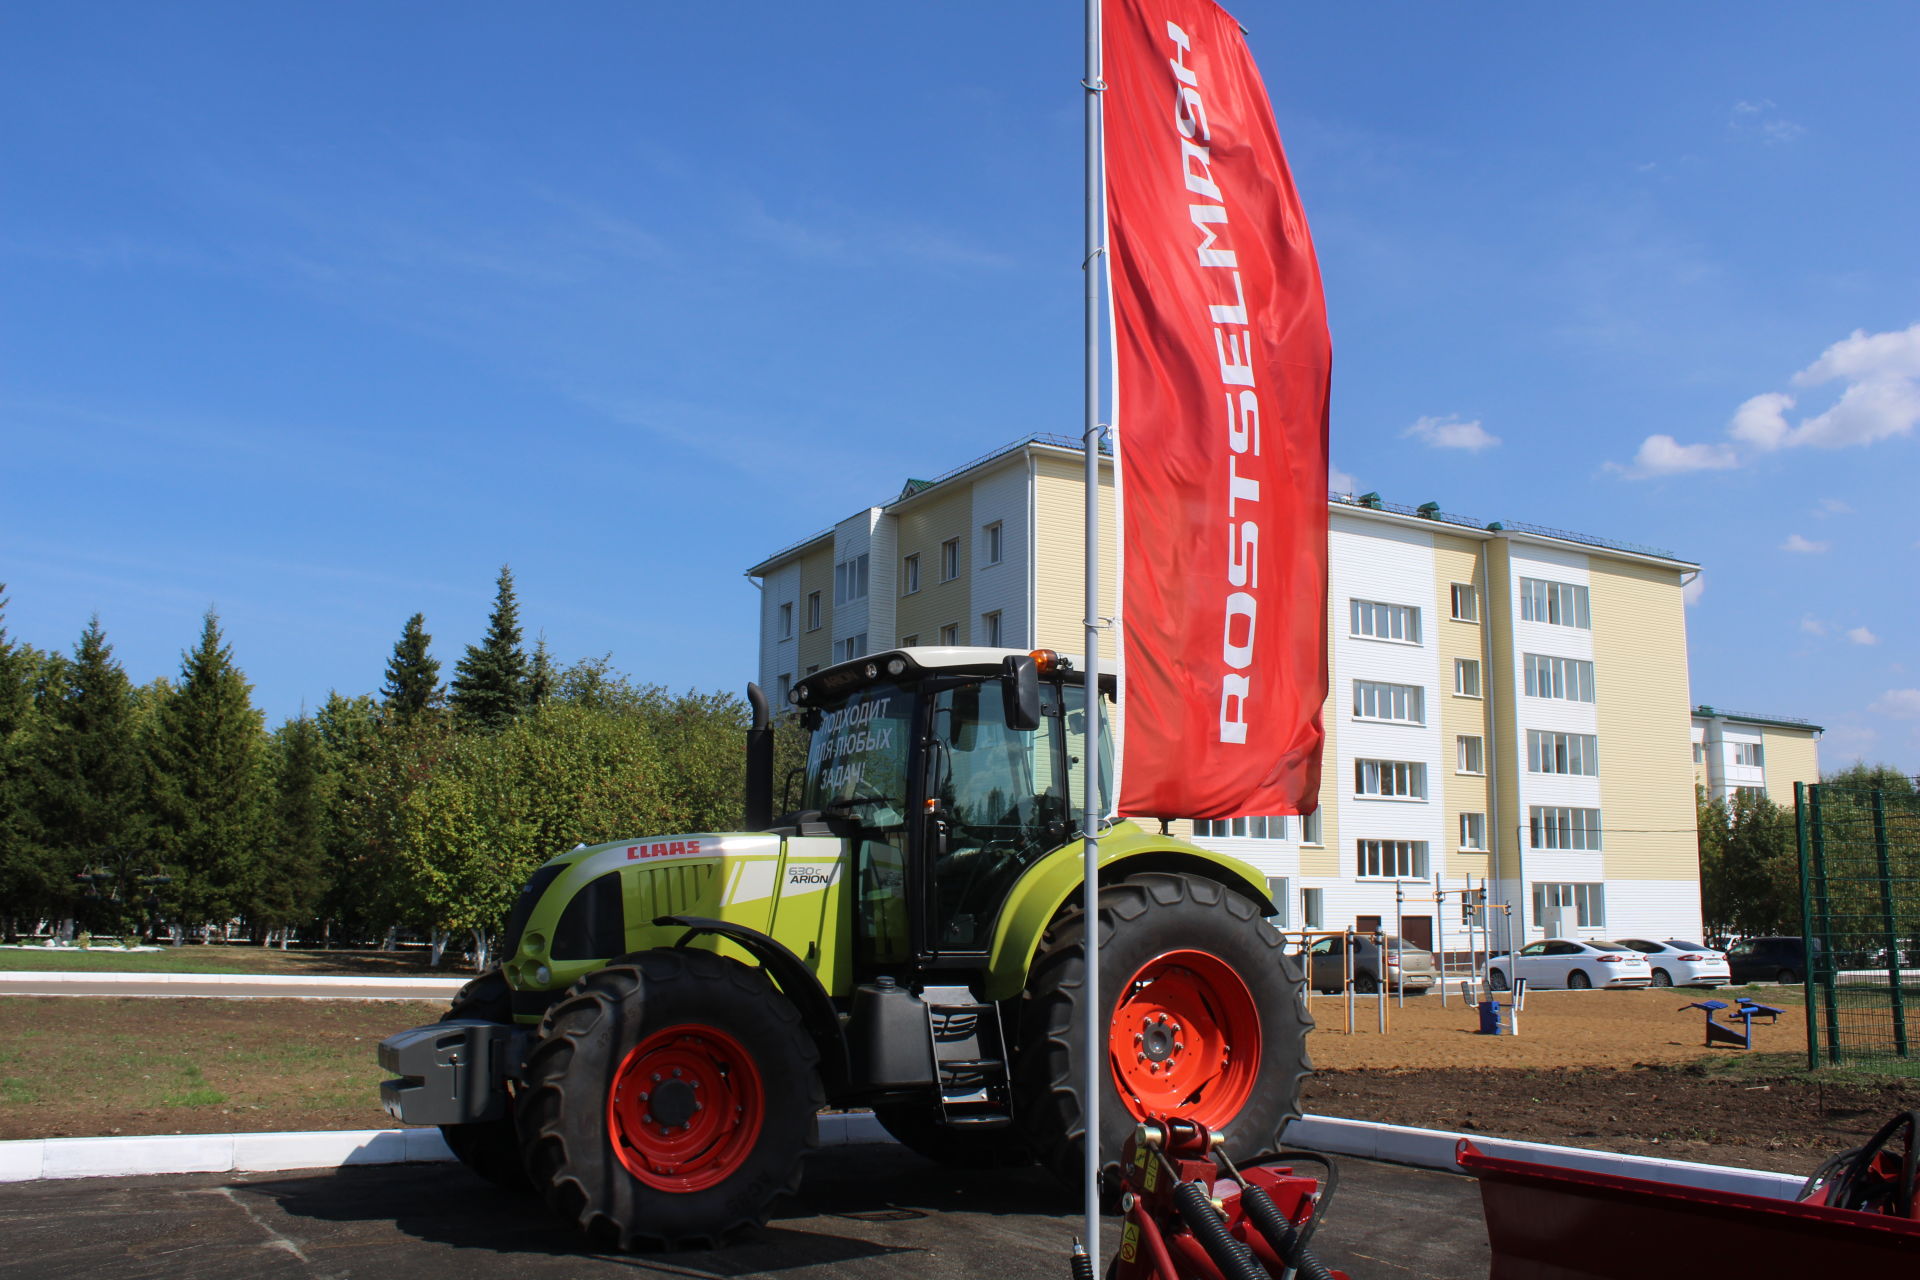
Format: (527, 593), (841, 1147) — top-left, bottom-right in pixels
(533, 963), (553, 987)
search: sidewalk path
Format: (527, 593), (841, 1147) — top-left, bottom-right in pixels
(0, 972), (465, 1000)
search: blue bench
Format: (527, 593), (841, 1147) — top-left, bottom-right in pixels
(1682, 998), (1783, 1049)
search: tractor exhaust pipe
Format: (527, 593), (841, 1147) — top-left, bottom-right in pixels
(744, 682), (774, 832)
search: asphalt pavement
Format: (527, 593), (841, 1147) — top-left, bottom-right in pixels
(0, 1143), (1491, 1279)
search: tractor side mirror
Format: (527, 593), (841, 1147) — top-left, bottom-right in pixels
(1000, 655), (1040, 731)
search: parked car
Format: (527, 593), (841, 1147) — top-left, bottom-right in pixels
(1725, 936), (1814, 985)
(1484, 938), (1652, 990)
(1300, 933), (1438, 994)
(1611, 938), (1730, 987)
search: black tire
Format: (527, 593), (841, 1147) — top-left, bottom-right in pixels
(1014, 872), (1312, 1188)
(1778, 968), (1801, 985)
(873, 1102), (1034, 1170)
(438, 969), (530, 1192)
(1488, 969), (1510, 992)
(1352, 972), (1380, 995)
(1568, 970), (1592, 990)
(516, 949), (823, 1250)
(1650, 968), (1673, 988)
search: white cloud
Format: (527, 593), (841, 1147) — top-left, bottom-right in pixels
(1614, 433), (1739, 476)
(1730, 99), (1806, 144)
(1816, 498), (1854, 517)
(1611, 323), (1920, 478)
(1329, 465), (1357, 494)
(1781, 534), (1829, 553)
(1402, 415), (1500, 452)
(1682, 573), (1706, 606)
(1847, 626), (1880, 646)
(1727, 392), (1794, 450)
(1871, 689), (1920, 719)
(1800, 615), (1829, 636)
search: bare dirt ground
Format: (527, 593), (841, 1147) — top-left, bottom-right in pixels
(1298, 987), (1920, 1176)
(6, 987), (1917, 1182)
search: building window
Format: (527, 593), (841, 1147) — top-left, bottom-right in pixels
(1460, 812), (1487, 850)
(1264, 877), (1289, 927)
(1733, 742), (1764, 767)
(778, 602), (793, 640)
(836, 633), (867, 663)
(806, 591), (821, 631)
(983, 521), (1003, 566)
(1457, 735), (1485, 775)
(1353, 679), (1424, 725)
(901, 633), (919, 648)
(1350, 599), (1421, 644)
(1354, 759), (1426, 800)
(940, 622), (959, 645)
(1533, 882), (1606, 929)
(805, 665), (819, 675)
(1357, 839), (1428, 879)
(1524, 654), (1595, 702)
(902, 553), (920, 595)
(777, 673), (791, 705)
(1301, 809), (1323, 845)
(1529, 806), (1604, 850)
(1450, 583), (1479, 622)
(834, 553), (870, 605)
(1454, 658), (1482, 698)
(1734, 785), (1766, 803)
(1302, 887), (1323, 929)
(1519, 577), (1591, 629)
(1692, 742), (1705, 764)
(982, 611), (1002, 647)
(1527, 730), (1599, 776)
(1196, 816), (1290, 839)
(941, 538), (960, 581)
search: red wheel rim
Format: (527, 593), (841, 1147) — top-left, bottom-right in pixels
(606, 1024), (764, 1192)
(1109, 949), (1261, 1127)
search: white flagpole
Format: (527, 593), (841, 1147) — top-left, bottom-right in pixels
(1080, 0), (1106, 1270)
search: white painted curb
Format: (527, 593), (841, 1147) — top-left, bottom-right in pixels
(1282, 1114), (1805, 1200)
(0, 972), (466, 990)
(0, 1112), (892, 1183)
(0, 1109), (1794, 1199)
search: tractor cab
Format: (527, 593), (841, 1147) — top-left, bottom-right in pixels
(789, 646), (1110, 976)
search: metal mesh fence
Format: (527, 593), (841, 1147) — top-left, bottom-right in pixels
(1799, 782), (1920, 1072)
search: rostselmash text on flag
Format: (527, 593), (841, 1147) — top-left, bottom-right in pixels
(1105, 0), (1330, 819)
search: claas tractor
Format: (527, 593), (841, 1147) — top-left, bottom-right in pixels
(378, 646), (1312, 1249)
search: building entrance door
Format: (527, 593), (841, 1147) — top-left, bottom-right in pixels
(1401, 915), (1433, 951)
(1355, 914), (1382, 937)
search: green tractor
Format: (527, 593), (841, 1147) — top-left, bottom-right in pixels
(379, 646), (1312, 1248)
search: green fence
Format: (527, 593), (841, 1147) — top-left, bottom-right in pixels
(1799, 782), (1920, 1072)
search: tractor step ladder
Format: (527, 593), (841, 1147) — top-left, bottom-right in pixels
(922, 987), (1016, 1126)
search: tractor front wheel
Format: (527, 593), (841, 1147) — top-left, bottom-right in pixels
(515, 949), (822, 1249)
(438, 968), (530, 1192)
(1015, 872), (1311, 1187)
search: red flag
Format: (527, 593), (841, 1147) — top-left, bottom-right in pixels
(1106, 0), (1330, 819)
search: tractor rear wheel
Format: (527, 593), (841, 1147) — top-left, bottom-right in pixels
(1014, 872), (1311, 1188)
(515, 948), (822, 1249)
(438, 968), (530, 1192)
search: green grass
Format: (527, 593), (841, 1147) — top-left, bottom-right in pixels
(0, 945), (437, 976)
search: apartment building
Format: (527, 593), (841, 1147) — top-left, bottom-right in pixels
(1691, 707), (1823, 806)
(747, 435), (1705, 950)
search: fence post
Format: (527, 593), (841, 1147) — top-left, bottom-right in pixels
(1810, 784), (1843, 1064)
(1871, 789), (1909, 1057)
(1797, 782), (1818, 1070)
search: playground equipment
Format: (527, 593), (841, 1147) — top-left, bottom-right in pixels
(1108, 1115), (1347, 1280)
(1682, 997), (1785, 1050)
(1476, 979), (1527, 1036)
(1288, 928), (1388, 1034)
(1433, 876), (1511, 1010)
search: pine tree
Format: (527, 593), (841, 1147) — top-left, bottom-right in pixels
(251, 714), (331, 943)
(450, 566), (529, 730)
(527, 635), (556, 710)
(381, 613), (443, 722)
(147, 611), (268, 935)
(0, 587), (49, 939)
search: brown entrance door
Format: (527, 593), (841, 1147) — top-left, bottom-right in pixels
(1401, 915), (1434, 951)
(1355, 915), (1382, 937)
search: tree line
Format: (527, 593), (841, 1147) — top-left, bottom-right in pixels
(1698, 763), (1918, 945)
(0, 569), (778, 968)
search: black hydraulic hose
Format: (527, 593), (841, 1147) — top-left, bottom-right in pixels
(1068, 1239), (1094, 1280)
(1171, 1180), (1268, 1280)
(1233, 1180), (1338, 1280)
(1256, 1149), (1341, 1251)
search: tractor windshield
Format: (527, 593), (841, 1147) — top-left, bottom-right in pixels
(800, 679), (914, 822)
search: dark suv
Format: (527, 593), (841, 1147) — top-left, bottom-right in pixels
(1725, 936), (1813, 985)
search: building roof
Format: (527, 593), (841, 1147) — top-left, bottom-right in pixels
(746, 433), (1700, 576)
(1693, 706), (1825, 734)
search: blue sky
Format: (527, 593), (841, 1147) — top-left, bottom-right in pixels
(2, 3), (1915, 772)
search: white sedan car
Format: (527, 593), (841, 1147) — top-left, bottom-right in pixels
(1611, 938), (1731, 988)
(1485, 939), (1653, 991)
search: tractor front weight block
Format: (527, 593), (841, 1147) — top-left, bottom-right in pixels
(378, 1018), (527, 1127)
